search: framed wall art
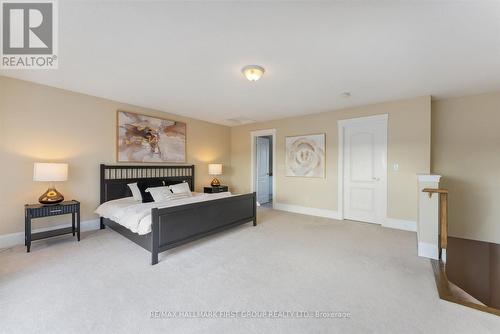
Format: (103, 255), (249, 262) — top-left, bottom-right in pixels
(117, 111), (186, 163)
(285, 133), (325, 178)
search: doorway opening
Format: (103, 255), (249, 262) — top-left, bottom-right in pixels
(250, 129), (276, 208)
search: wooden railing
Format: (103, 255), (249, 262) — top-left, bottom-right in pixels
(422, 188), (449, 261)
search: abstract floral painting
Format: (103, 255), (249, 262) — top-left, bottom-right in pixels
(285, 134), (325, 177)
(117, 111), (186, 162)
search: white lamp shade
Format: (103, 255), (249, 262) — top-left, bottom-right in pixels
(33, 163), (68, 182)
(208, 164), (222, 176)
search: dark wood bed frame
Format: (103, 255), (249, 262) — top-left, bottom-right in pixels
(99, 164), (256, 265)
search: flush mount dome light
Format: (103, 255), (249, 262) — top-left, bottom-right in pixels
(242, 65), (265, 81)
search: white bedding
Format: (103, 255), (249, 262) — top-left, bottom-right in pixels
(95, 192), (233, 235)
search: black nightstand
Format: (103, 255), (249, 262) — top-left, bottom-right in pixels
(24, 200), (80, 252)
(204, 186), (228, 193)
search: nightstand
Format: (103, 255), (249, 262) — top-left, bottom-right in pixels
(204, 186), (228, 193)
(24, 200), (80, 252)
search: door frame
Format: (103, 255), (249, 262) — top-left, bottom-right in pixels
(250, 129), (276, 208)
(337, 114), (388, 223)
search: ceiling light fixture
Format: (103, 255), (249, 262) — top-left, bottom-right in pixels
(242, 65), (265, 81)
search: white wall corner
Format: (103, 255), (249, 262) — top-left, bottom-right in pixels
(0, 219), (100, 250)
(274, 203), (341, 220)
(383, 218), (417, 232)
(417, 174), (442, 183)
(418, 242), (439, 259)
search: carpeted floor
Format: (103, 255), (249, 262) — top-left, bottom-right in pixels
(1, 208), (499, 333)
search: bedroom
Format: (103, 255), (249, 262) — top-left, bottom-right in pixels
(1, 1), (499, 333)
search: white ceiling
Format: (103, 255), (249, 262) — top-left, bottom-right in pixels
(2, 0), (500, 126)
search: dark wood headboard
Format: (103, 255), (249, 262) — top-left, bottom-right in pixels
(100, 164), (195, 203)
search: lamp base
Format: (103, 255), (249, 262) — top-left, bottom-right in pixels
(39, 187), (64, 205)
(210, 178), (221, 187)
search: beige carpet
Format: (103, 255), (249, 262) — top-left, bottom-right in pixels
(1, 208), (499, 334)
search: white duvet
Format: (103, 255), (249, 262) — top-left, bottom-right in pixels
(95, 192), (233, 235)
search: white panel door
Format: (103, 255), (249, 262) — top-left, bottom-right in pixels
(343, 117), (387, 224)
(256, 137), (270, 204)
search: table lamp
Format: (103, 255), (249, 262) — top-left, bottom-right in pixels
(208, 163), (222, 187)
(33, 163), (68, 205)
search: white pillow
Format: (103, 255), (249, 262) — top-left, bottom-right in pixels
(168, 182), (192, 196)
(127, 183), (142, 201)
(146, 186), (191, 202)
(145, 186), (171, 202)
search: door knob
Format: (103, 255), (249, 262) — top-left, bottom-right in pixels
(372, 177), (380, 181)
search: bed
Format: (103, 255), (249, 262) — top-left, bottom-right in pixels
(98, 164), (257, 265)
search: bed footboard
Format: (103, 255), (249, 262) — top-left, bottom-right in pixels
(151, 192), (257, 265)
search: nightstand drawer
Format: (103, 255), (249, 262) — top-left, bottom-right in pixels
(26, 202), (79, 218)
(204, 186), (228, 193)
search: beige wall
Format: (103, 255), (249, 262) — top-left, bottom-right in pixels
(229, 96), (431, 222)
(432, 92), (500, 244)
(0, 76), (231, 235)
(3, 74), (497, 244)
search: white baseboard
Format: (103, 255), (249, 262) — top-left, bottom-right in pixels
(0, 219), (100, 250)
(274, 203), (419, 234)
(383, 218), (417, 232)
(274, 203), (341, 220)
(274, 203), (418, 234)
(418, 242), (439, 259)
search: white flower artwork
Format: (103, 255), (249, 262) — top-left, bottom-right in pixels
(285, 134), (325, 177)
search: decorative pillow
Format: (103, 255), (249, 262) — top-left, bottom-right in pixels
(127, 183), (142, 201)
(168, 182), (192, 196)
(146, 187), (190, 202)
(145, 186), (172, 202)
(137, 180), (164, 203)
